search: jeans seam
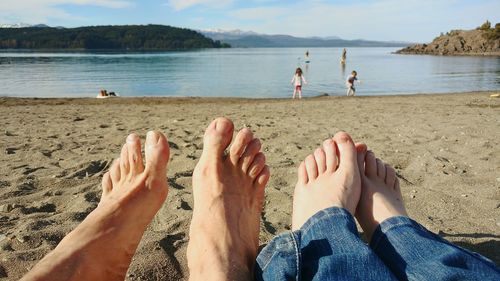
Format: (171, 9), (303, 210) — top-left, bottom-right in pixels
(291, 231), (301, 281)
(260, 232), (299, 273)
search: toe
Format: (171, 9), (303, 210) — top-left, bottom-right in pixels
(298, 161), (308, 184)
(201, 117), (234, 160)
(376, 158), (386, 180)
(101, 172), (112, 196)
(323, 139), (338, 171)
(110, 158), (121, 183)
(255, 165), (270, 190)
(355, 143), (367, 175)
(365, 151), (377, 177)
(145, 131), (170, 175)
(385, 164), (396, 188)
(120, 143), (130, 179)
(240, 138), (262, 173)
(229, 128), (254, 165)
(304, 154), (318, 180)
(313, 148), (327, 174)
(126, 133), (145, 175)
(333, 132), (357, 171)
(248, 152), (266, 178)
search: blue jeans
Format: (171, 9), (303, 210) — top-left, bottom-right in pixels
(255, 207), (500, 281)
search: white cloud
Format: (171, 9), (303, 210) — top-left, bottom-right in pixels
(0, 0), (132, 24)
(167, 0), (233, 11)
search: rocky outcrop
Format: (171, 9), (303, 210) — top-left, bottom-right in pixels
(397, 29), (500, 56)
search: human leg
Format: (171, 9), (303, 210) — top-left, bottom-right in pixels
(256, 134), (397, 281)
(356, 150), (500, 281)
(187, 118), (270, 281)
(346, 86), (352, 96)
(21, 132), (170, 281)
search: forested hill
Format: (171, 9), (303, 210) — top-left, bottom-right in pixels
(0, 25), (230, 50)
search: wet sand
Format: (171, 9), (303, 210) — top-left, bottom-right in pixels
(0, 92), (499, 280)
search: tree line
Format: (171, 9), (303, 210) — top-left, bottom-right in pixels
(0, 25), (230, 50)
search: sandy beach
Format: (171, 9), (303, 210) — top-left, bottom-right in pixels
(0, 92), (499, 280)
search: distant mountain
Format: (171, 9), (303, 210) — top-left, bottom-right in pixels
(0, 25), (230, 50)
(201, 29), (409, 47)
(397, 21), (500, 56)
(0, 23), (49, 28)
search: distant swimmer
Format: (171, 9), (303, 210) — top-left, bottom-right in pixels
(305, 50), (310, 63)
(340, 48), (347, 65)
(291, 67), (308, 99)
(346, 70), (360, 96)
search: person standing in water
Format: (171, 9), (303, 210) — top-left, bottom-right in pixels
(346, 70), (359, 96)
(291, 67), (307, 99)
(341, 48), (347, 65)
(305, 50), (310, 63)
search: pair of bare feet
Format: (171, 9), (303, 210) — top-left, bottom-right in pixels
(21, 117), (407, 281)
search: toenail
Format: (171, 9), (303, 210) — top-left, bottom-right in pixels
(336, 133), (351, 143)
(127, 134), (139, 142)
(146, 131), (159, 144)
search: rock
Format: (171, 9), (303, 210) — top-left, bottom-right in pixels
(410, 194), (416, 199)
(4, 147), (16, 154)
(396, 28), (500, 56)
(0, 233), (6, 242)
(461, 194), (468, 197)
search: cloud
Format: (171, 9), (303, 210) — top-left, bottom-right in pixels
(0, 0), (132, 23)
(167, 0), (233, 11)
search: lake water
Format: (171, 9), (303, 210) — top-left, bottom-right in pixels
(0, 48), (499, 98)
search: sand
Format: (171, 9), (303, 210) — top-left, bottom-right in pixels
(0, 92), (499, 280)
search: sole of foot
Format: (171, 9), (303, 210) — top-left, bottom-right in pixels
(187, 117), (270, 281)
(292, 132), (361, 231)
(22, 131), (170, 281)
(355, 149), (408, 242)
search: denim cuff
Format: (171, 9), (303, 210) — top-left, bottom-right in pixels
(369, 215), (420, 249)
(300, 206), (356, 234)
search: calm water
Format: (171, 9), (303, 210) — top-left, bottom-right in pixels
(0, 48), (499, 98)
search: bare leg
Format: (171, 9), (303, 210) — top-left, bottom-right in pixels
(293, 89), (297, 99)
(298, 90), (302, 99)
(187, 118), (270, 280)
(21, 132), (170, 281)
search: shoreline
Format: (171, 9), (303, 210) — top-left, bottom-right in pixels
(1, 90), (499, 104)
(1, 92), (499, 279)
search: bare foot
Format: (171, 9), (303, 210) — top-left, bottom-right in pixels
(187, 118), (270, 281)
(292, 132), (361, 231)
(22, 132), (170, 281)
(355, 150), (408, 242)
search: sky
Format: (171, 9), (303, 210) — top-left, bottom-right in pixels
(0, 0), (499, 42)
